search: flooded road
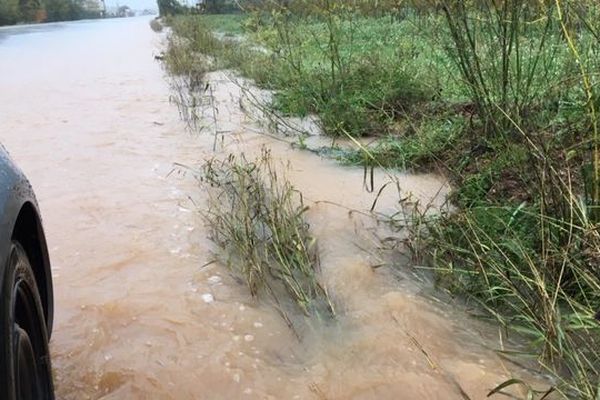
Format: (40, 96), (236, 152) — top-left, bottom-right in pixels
(0, 17), (543, 399)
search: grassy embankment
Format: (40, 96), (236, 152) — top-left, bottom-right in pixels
(163, 2), (599, 398)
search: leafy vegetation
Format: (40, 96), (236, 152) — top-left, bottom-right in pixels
(157, 0), (187, 18)
(0, 0), (103, 26)
(163, 1), (600, 397)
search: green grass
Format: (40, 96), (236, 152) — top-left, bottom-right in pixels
(166, 13), (444, 137)
(163, 3), (600, 397)
(254, 15), (445, 137)
(339, 116), (465, 170)
(417, 202), (600, 398)
(192, 13), (246, 35)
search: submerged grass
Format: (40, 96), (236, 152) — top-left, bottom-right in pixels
(202, 150), (335, 326)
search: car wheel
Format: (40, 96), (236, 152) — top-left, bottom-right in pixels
(1, 241), (54, 400)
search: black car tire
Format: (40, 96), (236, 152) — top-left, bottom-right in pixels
(0, 241), (54, 400)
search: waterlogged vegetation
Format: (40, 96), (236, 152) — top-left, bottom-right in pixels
(202, 150), (335, 332)
(161, 1), (600, 398)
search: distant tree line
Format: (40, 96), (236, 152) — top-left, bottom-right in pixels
(157, 0), (239, 16)
(0, 0), (103, 26)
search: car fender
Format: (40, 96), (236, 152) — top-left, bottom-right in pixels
(0, 146), (53, 335)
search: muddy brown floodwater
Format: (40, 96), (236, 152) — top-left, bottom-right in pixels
(0, 16), (546, 400)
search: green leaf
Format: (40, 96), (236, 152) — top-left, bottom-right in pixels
(487, 378), (530, 398)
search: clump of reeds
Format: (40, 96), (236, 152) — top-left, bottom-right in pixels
(160, 17), (220, 133)
(202, 150), (335, 324)
(407, 1), (600, 397)
(439, 0), (565, 137)
(411, 198), (600, 397)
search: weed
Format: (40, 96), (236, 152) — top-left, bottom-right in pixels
(202, 150), (335, 326)
(340, 116), (465, 170)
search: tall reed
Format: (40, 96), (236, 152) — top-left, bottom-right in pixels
(416, 1), (600, 396)
(202, 150), (335, 325)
